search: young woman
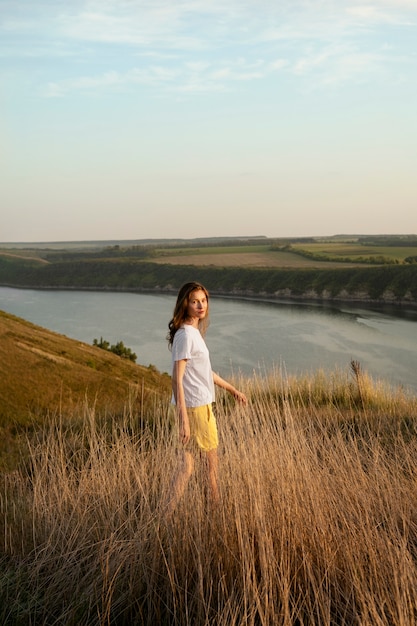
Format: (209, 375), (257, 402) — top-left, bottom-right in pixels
(165, 281), (247, 515)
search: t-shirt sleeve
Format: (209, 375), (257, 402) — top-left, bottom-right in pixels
(172, 329), (193, 361)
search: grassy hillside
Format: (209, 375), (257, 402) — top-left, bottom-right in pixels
(0, 310), (171, 471)
(1, 366), (417, 624)
(1, 291), (417, 623)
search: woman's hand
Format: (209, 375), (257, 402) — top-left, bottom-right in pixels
(232, 389), (248, 406)
(180, 417), (190, 446)
(212, 371), (248, 407)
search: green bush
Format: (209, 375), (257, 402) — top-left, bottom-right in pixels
(93, 337), (137, 362)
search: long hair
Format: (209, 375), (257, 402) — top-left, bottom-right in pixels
(167, 282), (210, 349)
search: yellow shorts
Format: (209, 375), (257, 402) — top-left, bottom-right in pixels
(186, 404), (219, 452)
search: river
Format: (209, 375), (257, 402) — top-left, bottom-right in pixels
(1, 286), (416, 393)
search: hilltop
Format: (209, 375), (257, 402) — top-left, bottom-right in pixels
(0, 310), (171, 470)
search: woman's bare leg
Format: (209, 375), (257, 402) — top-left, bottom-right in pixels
(206, 448), (220, 505)
(163, 450), (194, 519)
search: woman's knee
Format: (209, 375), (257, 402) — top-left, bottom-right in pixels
(206, 449), (218, 473)
(183, 451), (194, 477)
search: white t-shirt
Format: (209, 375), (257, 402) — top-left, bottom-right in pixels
(171, 325), (215, 407)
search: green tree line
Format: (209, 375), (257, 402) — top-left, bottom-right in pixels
(1, 256), (416, 303)
(286, 247), (398, 265)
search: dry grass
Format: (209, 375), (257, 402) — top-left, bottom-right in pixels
(1, 369), (417, 625)
(0, 310), (171, 471)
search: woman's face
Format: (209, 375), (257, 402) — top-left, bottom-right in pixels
(186, 289), (208, 323)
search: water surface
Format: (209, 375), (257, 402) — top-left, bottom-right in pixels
(1, 287), (416, 393)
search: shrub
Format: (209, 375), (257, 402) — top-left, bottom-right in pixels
(93, 337), (137, 362)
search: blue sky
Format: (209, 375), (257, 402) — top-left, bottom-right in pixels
(1, 0), (416, 242)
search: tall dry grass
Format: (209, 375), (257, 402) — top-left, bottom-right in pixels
(1, 368), (417, 625)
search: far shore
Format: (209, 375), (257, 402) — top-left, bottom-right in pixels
(1, 282), (417, 315)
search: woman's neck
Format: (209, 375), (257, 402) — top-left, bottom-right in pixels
(184, 317), (199, 328)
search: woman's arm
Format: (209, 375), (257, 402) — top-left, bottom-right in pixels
(172, 359), (191, 445)
(212, 371), (247, 405)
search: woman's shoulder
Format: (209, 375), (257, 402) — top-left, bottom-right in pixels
(173, 324), (199, 344)
(178, 324), (198, 334)
(173, 325), (192, 342)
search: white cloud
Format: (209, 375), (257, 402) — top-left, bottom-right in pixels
(270, 59), (289, 71)
(292, 40), (387, 86)
(185, 61), (211, 72)
(2, 0), (417, 99)
(344, 3), (412, 26)
(44, 65), (181, 97)
(322, 51), (384, 84)
(294, 49), (333, 75)
(57, 4), (212, 50)
(347, 5), (380, 18)
(43, 56), (280, 97)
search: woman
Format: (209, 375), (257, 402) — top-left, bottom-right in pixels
(165, 281), (247, 515)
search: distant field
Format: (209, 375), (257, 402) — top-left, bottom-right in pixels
(152, 246), (363, 268)
(292, 242), (417, 262)
(2, 239), (416, 269)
